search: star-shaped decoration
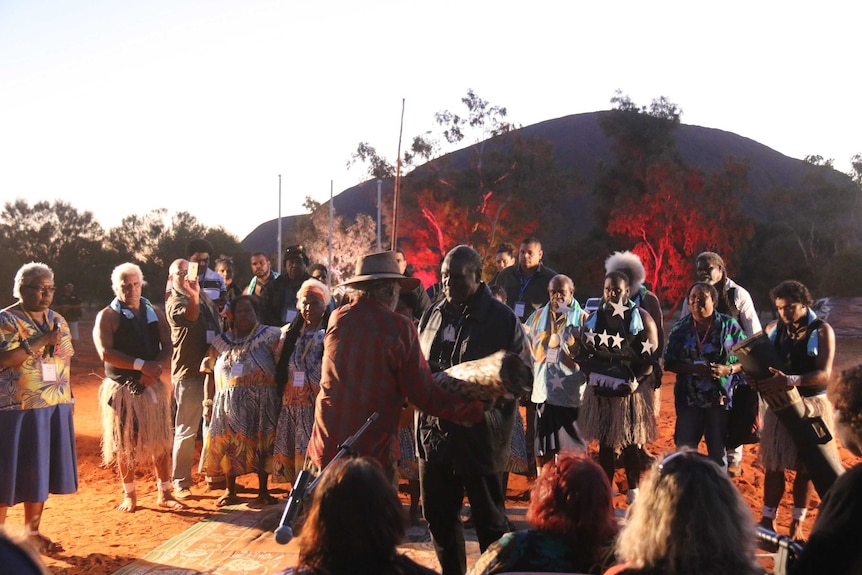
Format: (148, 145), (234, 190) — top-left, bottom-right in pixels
(610, 333), (624, 348)
(583, 330), (597, 345)
(641, 340), (656, 355)
(597, 330), (611, 347)
(549, 374), (566, 391)
(609, 299), (628, 318)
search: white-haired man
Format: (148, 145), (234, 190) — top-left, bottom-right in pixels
(94, 263), (184, 513)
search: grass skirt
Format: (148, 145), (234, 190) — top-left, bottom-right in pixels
(99, 379), (173, 468)
(758, 393), (837, 471)
(579, 377), (656, 449)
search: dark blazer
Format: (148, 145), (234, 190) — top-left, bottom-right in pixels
(416, 283), (532, 475)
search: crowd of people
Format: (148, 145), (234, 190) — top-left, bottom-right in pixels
(1, 236), (860, 575)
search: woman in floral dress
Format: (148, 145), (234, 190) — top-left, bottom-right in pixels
(201, 294), (282, 507)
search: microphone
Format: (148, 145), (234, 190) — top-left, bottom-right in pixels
(274, 524), (294, 545)
(275, 469), (312, 545)
(46, 318), (60, 357)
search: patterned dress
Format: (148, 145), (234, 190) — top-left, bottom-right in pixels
(272, 326), (324, 484)
(0, 307), (77, 505)
(200, 323), (282, 477)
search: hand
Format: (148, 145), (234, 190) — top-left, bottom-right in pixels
(139, 360), (163, 388)
(184, 275), (201, 298)
(41, 329), (62, 348)
(203, 405), (212, 424)
(752, 367), (792, 395)
(709, 362), (733, 380)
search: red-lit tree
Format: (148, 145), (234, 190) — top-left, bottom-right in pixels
(606, 157), (753, 313)
(596, 93), (752, 313)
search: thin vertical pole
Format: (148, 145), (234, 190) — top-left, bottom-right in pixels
(328, 180), (334, 292)
(376, 179), (382, 251)
(277, 174), (282, 275)
(390, 98), (405, 250)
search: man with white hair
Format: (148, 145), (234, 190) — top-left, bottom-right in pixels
(94, 263), (184, 512)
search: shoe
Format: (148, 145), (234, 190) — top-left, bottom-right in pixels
(172, 487), (192, 500)
(728, 461), (742, 477)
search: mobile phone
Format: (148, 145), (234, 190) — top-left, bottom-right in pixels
(188, 261), (199, 279)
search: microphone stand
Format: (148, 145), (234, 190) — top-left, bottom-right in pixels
(274, 412), (380, 544)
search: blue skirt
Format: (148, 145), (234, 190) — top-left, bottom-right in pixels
(0, 404), (78, 506)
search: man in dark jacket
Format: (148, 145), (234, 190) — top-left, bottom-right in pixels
(260, 244), (311, 327)
(416, 245), (532, 575)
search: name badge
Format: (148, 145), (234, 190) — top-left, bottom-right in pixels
(41, 360), (58, 382)
(293, 371), (306, 387)
(286, 309), (299, 323)
(442, 325), (457, 342)
(206, 330), (215, 344)
(230, 363), (244, 378)
(546, 348), (561, 364)
(514, 302), (526, 318)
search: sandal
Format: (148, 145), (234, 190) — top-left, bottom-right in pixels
(216, 493), (241, 507)
(26, 532), (64, 554)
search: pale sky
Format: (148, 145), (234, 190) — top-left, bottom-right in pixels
(1, 0), (858, 240)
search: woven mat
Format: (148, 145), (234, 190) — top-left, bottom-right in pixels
(112, 505), (529, 574)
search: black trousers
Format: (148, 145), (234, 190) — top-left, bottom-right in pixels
(418, 459), (509, 575)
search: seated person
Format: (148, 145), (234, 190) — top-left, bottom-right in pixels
(276, 457), (437, 575)
(468, 453), (617, 575)
(605, 450), (762, 575)
(790, 364), (862, 574)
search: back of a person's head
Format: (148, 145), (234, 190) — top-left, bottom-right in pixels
(298, 458), (405, 574)
(616, 450), (761, 575)
(527, 453), (617, 562)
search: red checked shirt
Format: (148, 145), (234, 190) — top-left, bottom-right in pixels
(307, 296), (485, 469)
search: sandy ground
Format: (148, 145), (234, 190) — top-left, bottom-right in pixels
(5, 316), (862, 575)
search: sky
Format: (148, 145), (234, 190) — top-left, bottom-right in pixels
(1, 0), (858, 240)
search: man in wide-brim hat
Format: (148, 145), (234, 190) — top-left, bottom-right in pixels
(306, 250), (488, 480)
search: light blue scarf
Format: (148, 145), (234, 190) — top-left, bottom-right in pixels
(767, 308), (819, 356)
(110, 296), (159, 324)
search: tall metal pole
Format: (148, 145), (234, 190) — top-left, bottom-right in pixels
(328, 180), (334, 292)
(376, 179), (382, 251)
(390, 98), (405, 250)
(277, 174), (283, 275)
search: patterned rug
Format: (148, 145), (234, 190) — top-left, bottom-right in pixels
(111, 504), (530, 574)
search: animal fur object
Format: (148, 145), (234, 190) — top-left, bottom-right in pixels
(432, 350), (532, 401)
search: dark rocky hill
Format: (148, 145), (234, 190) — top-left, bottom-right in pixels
(242, 111), (828, 254)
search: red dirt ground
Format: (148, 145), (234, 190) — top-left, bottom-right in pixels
(6, 317), (862, 574)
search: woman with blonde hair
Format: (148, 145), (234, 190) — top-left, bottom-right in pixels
(605, 450), (763, 575)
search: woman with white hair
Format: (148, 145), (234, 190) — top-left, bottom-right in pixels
(0, 263), (76, 554)
(604, 450), (763, 575)
(272, 279), (332, 486)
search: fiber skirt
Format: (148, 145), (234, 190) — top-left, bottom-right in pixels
(0, 404), (78, 506)
(758, 393), (838, 471)
(579, 379), (656, 449)
(99, 378), (173, 467)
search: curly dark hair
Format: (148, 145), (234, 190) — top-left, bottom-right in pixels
(828, 364), (862, 445)
(297, 458), (406, 575)
(770, 279), (813, 306)
(527, 454), (618, 566)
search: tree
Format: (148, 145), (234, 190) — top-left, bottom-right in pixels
(105, 209), (169, 264)
(291, 198), (378, 283)
(762, 158), (862, 286)
(350, 90), (563, 279)
(594, 93), (752, 312)
(0, 199), (108, 303)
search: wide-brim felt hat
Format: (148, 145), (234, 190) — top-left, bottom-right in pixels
(339, 251), (421, 290)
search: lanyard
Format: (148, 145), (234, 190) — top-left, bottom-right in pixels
(694, 316), (713, 356)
